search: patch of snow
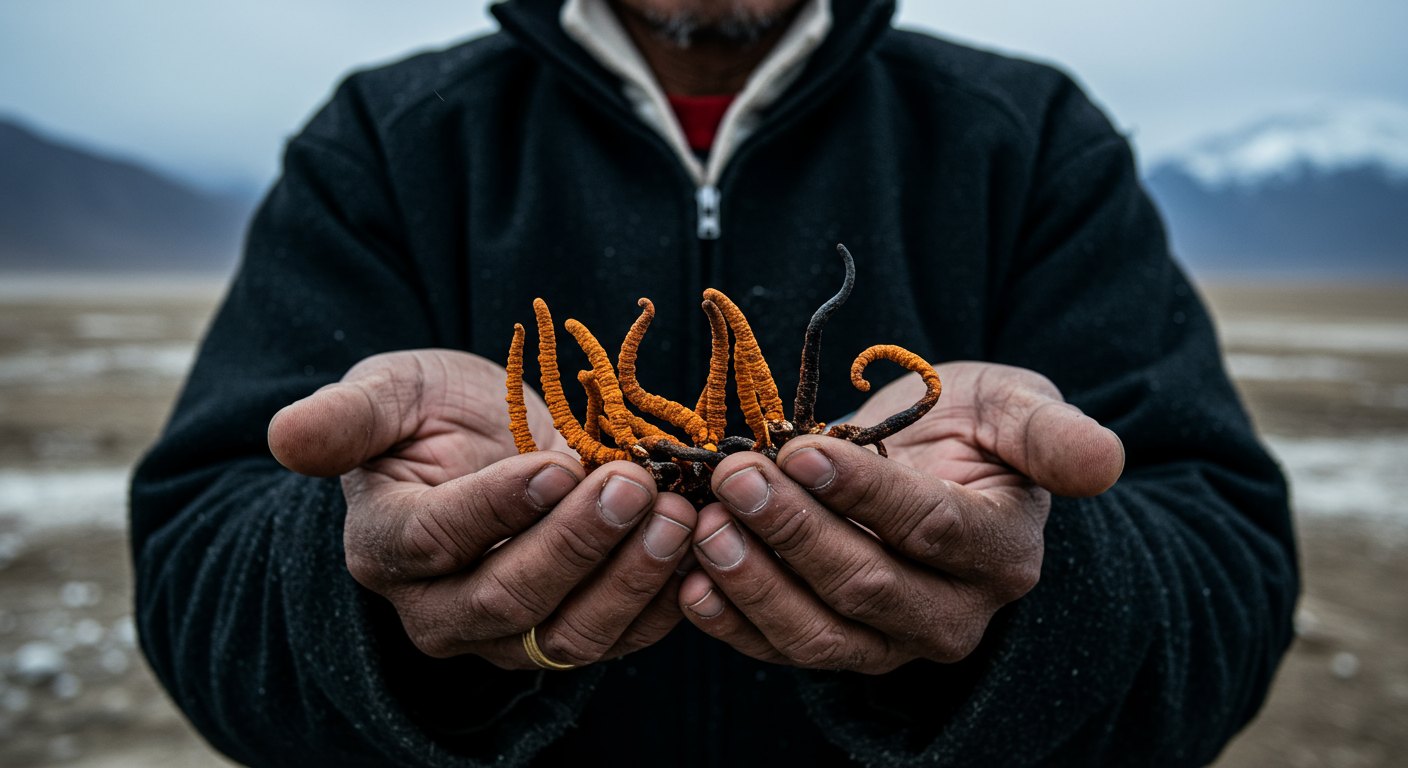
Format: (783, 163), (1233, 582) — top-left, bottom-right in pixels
(73, 313), (167, 340)
(100, 648), (130, 675)
(0, 469), (130, 531)
(14, 641), (66, 682)
(1224, 353), (1367, 382)
(1219, 320), (1408, 354)
(60, 581), (103, 609)
(1164, 100), (1408, 187)
(1330, 652), (1361, 679)
(1265, 434), (1408, 524)
(0, 274), (228, 303)
(0, 344), (196, 383)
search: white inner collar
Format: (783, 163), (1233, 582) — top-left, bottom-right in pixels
(560, 0), (832, 187)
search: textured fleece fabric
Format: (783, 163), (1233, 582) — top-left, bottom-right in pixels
(129, 0), (1298, 765)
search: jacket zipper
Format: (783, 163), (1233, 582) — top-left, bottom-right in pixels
(695, 185), (721, 240)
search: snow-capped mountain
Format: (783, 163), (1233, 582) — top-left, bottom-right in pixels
(1144, 101), (1408, 278)
(1172, 101), (1408, 187)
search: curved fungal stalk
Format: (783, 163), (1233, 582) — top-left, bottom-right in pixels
(603, 413), (672, 442)
(702, 289), (784, 444)
(695, 299), (731, 445)
(533, 299), (629, 466)
(510, 245), (939, 508)
(576, 373), (671, 447)
(636, 435), (727, 466)
(565, 318), (640, 455)
(617, 299), (714, 449)
(732, 349), (769, 445)
(793, 244), (856, 434)
(827, 344), (943, 447)
(577, 370), (604, 442)
(716, 435), (758, 455)
(505, 323), (538, 454)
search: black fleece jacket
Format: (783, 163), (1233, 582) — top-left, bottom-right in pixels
(130, 0), (1297, 765)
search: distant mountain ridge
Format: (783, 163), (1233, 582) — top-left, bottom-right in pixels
(2, 103), (1404, 279)
(1144, 101), (1408, 278)
(1171, 101), (1408, 187)
(0, 118), (255, 272)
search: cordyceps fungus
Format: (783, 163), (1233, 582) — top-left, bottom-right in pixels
(504, 244), (943, 507)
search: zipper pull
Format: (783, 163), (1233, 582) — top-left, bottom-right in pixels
(696, 185), (721, 240)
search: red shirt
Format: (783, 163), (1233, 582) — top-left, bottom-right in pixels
(666, 93), (736, 152)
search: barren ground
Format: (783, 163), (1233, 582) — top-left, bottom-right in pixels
(0, 276), (1403, 766)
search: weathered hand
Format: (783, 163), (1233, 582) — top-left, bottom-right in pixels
(677, 361), (1124, 673)
(267, 349), (696, 669)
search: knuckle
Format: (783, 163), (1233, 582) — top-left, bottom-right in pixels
(405, 621), (459, 659)
(933, 624), (986, 663)
(766, 508), (823, 561)
(401, 512), (472, 573)
(464, 480), (528, 537)
(849, 474), (894, 520)
(464, 570), (548, 636)
(855, 476), (936, 544)
(541, 619), (614, 665)
(342, 518), (397, 589)
(614, 613), (680, 655)
(610, 569), (665, 605)
(727, 574), (785, 612)
(923, 602), (991, 663)
(897, 498), (961, 563)
(827, 558), (902, 622)
(1001, 559), (1042, 601)
(343, 550), (387, 591)
(547, 525), (614, 572)
(779, 623), (851, 670)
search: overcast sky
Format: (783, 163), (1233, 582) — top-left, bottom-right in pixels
(2, 0), (1405, 195)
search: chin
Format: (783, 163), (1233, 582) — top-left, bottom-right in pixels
(615, 0), (805, 46)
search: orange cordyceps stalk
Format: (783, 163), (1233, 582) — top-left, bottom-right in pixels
(701, 289), (780, 446)
(577, 370), (604, 442)
(531, 299), (629, 468)
(823, 344), (945, 458)
(504, 245), (942, 507)
(506, 323), (537, 454)
(617, 299), (715, 450)
(565, 318), (639, 455)
(696, 299), (731, 445)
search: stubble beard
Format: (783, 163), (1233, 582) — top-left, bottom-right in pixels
(631, 1), (797, 48)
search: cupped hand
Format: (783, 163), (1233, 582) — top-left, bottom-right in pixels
(677, 361), (1124, 673)
(267, 349), (697, 669)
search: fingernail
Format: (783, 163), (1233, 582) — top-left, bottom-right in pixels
(643, 514), (691, 558)
(687, 589), (725, 619)
(715, 467), (770, 514)
(697, 523), (745, 568)
(782, 447), (835, 490)
(526, 464), (578, 508)
(675, 550), (699, 575)
(599, 475), (651, 525)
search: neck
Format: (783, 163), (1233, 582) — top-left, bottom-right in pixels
(610, 1), (800, 96)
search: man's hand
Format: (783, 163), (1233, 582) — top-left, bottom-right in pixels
(267, 350), (696, 669)
(677, 362), (1124, 673)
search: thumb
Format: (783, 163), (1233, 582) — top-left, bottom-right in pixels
(977, 367), (1125, 497)
(268, 353), (428, 477)
(1017, 402), (1125, 497)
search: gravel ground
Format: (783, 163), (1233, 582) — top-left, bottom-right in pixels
(0, 276), (1403, 767)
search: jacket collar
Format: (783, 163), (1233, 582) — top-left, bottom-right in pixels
(559, 0), (831, 188)
(492, 0), (896, 185)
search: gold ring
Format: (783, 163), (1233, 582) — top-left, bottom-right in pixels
(522, 626), (577, 671)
